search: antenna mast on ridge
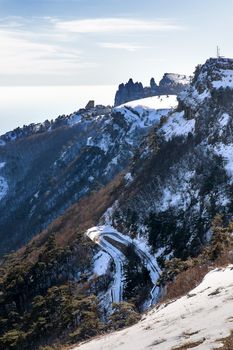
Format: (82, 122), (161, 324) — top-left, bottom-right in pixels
(217, 45), (221, 58)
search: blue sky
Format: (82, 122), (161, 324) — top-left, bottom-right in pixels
(0, 0), (233, 86)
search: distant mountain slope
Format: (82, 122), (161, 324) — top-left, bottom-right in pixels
(0, 96), (175, 255)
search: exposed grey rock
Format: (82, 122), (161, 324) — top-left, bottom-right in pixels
(114, 74), (191, 106)
(114, 79), (145, 106)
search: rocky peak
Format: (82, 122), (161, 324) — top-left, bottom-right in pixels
(114, 73), (190, 106)
(159, 73), (191, 94)
(193, 57), (233, 92)
(178, 57), (233, 113)
(114, 79), (144, 107)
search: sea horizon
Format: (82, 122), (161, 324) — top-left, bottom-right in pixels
(0, 85), (116, 135)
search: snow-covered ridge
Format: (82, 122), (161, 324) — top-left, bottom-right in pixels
(0, 104), (112, 144)
(161, 73), (192, 86)
(113, 95), (178, 144)
(117, 95), (178, 110)
(178, 57), (233, 110)
(74, 265), (233, 350)
(87, 96), (177, 154)
(196, 57), (233, 90)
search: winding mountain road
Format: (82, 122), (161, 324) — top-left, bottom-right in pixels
(86, 225), (161, 306)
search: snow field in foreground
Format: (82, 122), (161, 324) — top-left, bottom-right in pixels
(74, 265), (233, 350)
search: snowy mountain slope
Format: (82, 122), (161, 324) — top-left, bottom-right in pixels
(73, 265), (233, 350)
(2, 57), (233, 350)
(117, 94), (178, 110)
(160, 110), (195, 140)
(98, 57), (233, 261)
(62, 57), (233, 321)
(69, 58), (233, 324)
(161, 73), (191, 85)
(0, 96), (174, 255)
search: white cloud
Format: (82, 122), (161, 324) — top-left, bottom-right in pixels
(0, 28), (86, 75)
(98, 42), (149, 52)
(0, 16), (184, 85)
(55, 18), (181, 34)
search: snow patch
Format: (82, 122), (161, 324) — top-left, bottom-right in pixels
(68, 114), (81, 126)
(75, 265), (233, 350)
(179, 87), (211, 110)
(118, 95), (178, 110)
(161, 111), (195, 140)
(124, 172), (133, 184)
(160, 170), (198, 211)
(102, 201), (119, 226)
(214, 143), (233, 182)
(87, 134), (113, 153)
(34, 191), (39, 199)
(212, 69), (233, 89)
(219, 112), (230, 127)
(93, 251), (111, 276)
(0, 176), (8, 200)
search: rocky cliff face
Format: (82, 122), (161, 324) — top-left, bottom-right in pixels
(114, 79), (145, 107)
(114, 73), (191, 106)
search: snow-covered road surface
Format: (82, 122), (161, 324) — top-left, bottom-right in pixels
(86, 225), (161, 305)
(73, 265), (233, 350)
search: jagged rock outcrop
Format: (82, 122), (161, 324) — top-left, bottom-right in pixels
(114, 79), (145, 107)
(114, 73), (191, 106)
(150, 77), (158, 95)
